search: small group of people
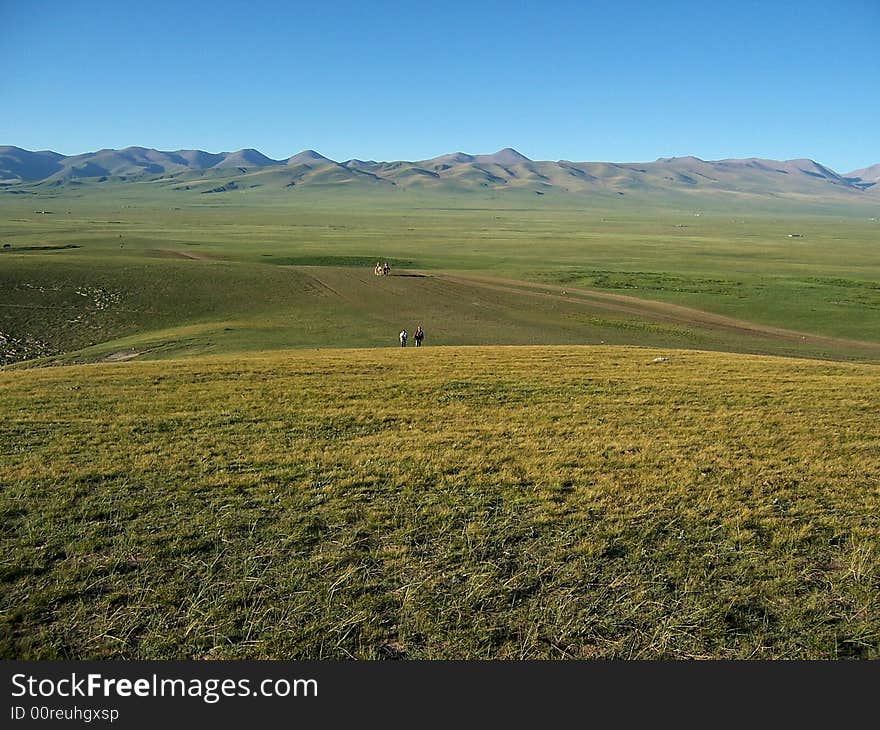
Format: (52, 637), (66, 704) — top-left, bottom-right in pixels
(374, 261), (390, 276)
(398, 325), (424, 347)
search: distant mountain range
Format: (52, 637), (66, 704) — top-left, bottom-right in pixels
(1, 145), (877, 199)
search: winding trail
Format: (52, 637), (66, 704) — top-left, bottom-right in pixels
(148, 249), (214, 261)
(429, 271), (880, 355)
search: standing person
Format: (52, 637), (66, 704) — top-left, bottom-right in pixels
(399, 329), (408, 347)
(383, 261), (390, 276)
(414, 325), (424, 347)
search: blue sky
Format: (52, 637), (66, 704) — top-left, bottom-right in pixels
(1, 0), (877, 171)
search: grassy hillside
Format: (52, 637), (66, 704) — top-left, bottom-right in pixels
(2, 190), (879, 364)
(1, 346), (878, 659)
(4, 254), (879, 366)
(2, 186), (878, 660)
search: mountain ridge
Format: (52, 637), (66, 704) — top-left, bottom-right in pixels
(0, 145), (877, 199)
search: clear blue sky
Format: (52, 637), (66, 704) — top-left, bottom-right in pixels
(2, 0), (877, 171)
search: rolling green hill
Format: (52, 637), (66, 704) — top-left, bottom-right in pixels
(2, 188), (879, 365)
(2, 346), (877, 659)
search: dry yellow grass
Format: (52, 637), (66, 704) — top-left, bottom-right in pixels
(1, 345), (878, 658)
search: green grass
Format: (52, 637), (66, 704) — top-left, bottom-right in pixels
(2, 187), (879, 660)
(534, 269), (880, 343)
(260, 255), (420, 268)
(1, 346), (878, 658)
(1, 188), (879, 363)
(3, 256), (876, 366)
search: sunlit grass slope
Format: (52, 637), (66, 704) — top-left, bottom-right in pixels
(2, 345), (878, 659)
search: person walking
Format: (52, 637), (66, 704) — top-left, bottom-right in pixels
(414, 325), (424, 347)
(399, 329), (408, 347)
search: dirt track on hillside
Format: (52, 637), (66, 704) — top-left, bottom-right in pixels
(147, 249), (214, 261)
(431, 271), (880, 356)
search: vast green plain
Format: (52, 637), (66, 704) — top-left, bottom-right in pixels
(1, 183), (878, 658)
(2, 186), (879, 363)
